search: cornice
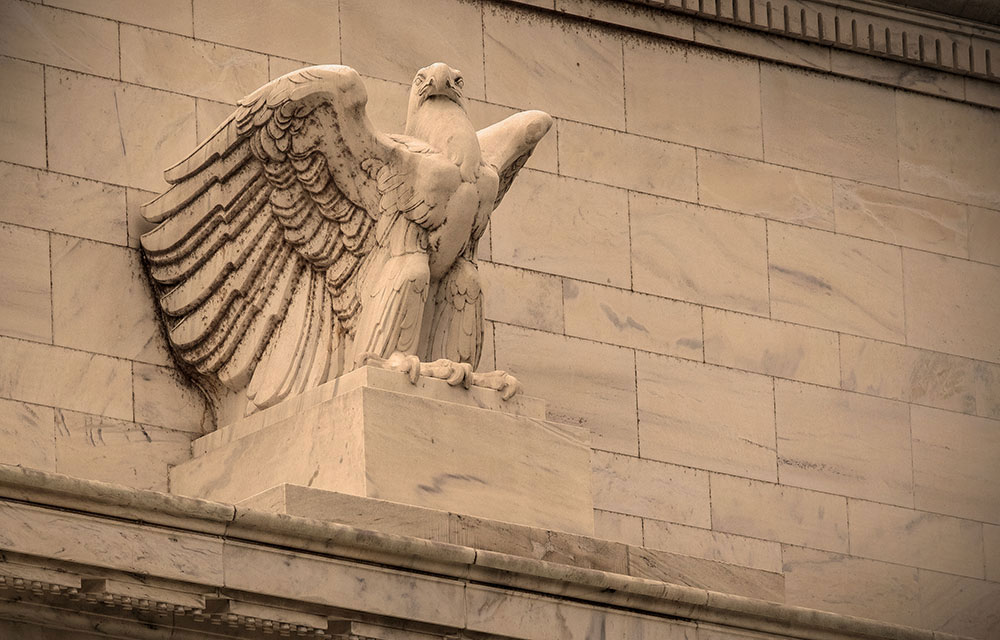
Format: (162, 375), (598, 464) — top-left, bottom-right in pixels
(502, 0), (1000, 109)
(0, 466), (968, 640)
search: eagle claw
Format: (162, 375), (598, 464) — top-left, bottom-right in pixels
(361, 355), (519, 399)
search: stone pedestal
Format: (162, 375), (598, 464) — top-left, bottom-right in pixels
(169, 367), (595, 535)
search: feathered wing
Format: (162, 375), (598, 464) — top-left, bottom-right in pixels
(140, 65), (428, 414)
(477, 110), (553, 208)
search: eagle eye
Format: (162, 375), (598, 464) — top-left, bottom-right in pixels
(454, 76), (464, 88)
(414, 73), (425, 85)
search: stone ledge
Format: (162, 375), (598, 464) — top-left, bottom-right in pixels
(502, 0), (1000, 110)
(0, 465), (969, 640)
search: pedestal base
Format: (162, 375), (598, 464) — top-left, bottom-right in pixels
(169, 367), (595, 535)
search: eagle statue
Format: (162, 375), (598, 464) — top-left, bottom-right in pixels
(140, 63), (552, 426)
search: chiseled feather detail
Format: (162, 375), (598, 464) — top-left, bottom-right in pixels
(426, 259), (482, 365)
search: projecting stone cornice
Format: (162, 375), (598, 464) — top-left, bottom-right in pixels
(504, 0), (1000, 109)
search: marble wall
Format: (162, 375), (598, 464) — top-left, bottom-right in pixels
(0, 0), (998, 636)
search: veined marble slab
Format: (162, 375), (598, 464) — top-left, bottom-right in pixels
(172, 374), (593, 535)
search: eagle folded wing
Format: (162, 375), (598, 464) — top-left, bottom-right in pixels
(477, 110), (553, 209)
(140, 65), (427, 414)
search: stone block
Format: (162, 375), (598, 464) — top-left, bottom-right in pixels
(593, 509), (643, 546)
(558, 120), (697, 202)
(0, 500), (224, 584)
(193, 0), (339, 64)
(898, 91), (1000, 210)
(494, 324), (638, 456)
(703, 308), (839, 386)
(132, 363), (210, 434)
(51, 237), (170, 365)
(0, 223), (50, 343)
(45, 0), (194, 34)
(466, 585), (694, 640)
(710, 474), (849, 552)
(625, 38), (762, 158)
(360, 76), (411, 135)
(631, 194), (769, 315)
(121, 25), (269, 104)
(480, 262), (563, 333)
(903, 249), (1000, 363)
(54, 409), (193, 492)
(782, 546), (920, 627)
(833, 180), (968, 257)
(563, 280), (702, 359)
(985, 524), (1000, 582)
(697, 151), (834, 231)
(591, 451), (710, 527)
(918, 571), (1000, 639)
(46, 69), (197, 192)
(642, 519), (783, 573)
(342, 0), (485, 100)
(969, 206), (1000, 266)
(965, 76), (1000, 110)
(761, 65), (897, 187)
(556, 0), (694, 42)
(0, 58), (45, 169)
(637, 353), (776, 482)
(628, 545), (784, 602)
(0, 398), (55, 471)
(0, 163), (127, 245)
(223, 542), (465, 628)
(484, 5), (625, 129)
(173, 370), (594, 535)
(0, 336), (132, 421)
(912, 406), (1000, 524)
(694, 21), (830, 72)
(768, 222), (904, 341)
(848, 499), (984, 578)
(829, 49), (964, 100)
(775, 380), (912, 506)
(840, 335), (1000, 420)
(194, 98), (235, 143)
(492, 170), (631, 288)
(0, 0), (118, 78)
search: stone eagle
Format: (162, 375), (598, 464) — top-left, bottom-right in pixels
(140, 63), (551, 424)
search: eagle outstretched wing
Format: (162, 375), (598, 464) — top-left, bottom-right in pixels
(140, 65), (427, 413)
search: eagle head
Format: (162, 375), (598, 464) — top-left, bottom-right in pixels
(405, 63), (468, 128)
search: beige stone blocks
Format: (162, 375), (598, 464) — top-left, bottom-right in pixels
(593, 509), (643, 546)
(625, 39), (762, 158)
(45, 0), (194, 35)
(848, 499), (984, 578)
(840, 335), (1000, 419)
(704, 308), (839, 386)
(193, 0), (339, 64)
(697, 151), (834, 230)
(897, 91), (1000, 210)
(0, 58), (45, 169)
(563, 280), (702, 359)
(628, 545), (784, 601)
(918, 572), (1000, 639)
(638, 353), (777, 482)
(768, 222), (904, 341)
(761, 65), (897, 187)
(494, 324), (637, 455)
(0, 163), (127, 245)
(969, 206), (1000, 266)
(710, 474), (849, 552)
(631, 194), (769, 315)
(986, 524), (1000, 581)
(0, 224), (50, 343)
(0, 398), (55, 471)
(903, 249), (1000, 363)
(0, 336), (132, 421)
(121, 25), (268, 104)
(775, 381), (912, 506)
(54, 409), (192, 492)
(911, 406), (1000, 524)
(833, 180), (968, 257)
(558, 120), (697, 202)
(492, 170), (630, 287)
(46, 69), (197, 192)
(51, 237), (169, 364)
(592, 450), (710, 527)
(642, 519), (783, 573)
(782, 546), (920, 626)
(484, 6), (624, 129)
(132, 363), (210, 434)
(479, 262), (563, 334)
(342, 0), (485, 101)
(0, 0), (118, 78)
